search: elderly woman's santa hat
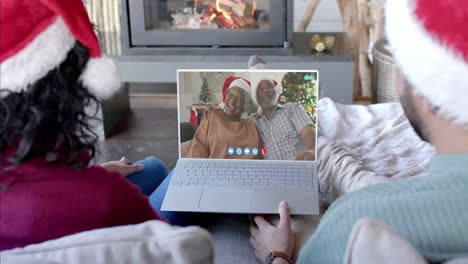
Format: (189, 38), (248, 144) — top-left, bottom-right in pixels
(220, 77), (252, 112)
(0, 0), (120, 99)
(385, 0), (468, 128)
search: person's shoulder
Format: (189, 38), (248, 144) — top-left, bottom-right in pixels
(199, 109), (219, 128)
(241, 117), (257, 127)
(247, 112), (259, 121)
(205, 109), (223, 122)
(283, 102), (303, 110)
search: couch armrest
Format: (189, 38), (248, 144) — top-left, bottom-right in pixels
(1, 220), (213, 264)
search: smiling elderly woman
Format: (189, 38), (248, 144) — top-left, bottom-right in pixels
(184, 77), (263, 159)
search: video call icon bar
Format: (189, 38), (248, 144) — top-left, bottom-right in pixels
(228, 147), (266, 156)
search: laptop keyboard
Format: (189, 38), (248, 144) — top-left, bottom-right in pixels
(172, 160), (313, 190)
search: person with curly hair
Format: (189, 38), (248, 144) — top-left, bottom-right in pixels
(0, 0), (173, 250)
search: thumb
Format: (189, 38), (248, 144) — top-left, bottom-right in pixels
(120, 157), (131, 164)
(278, 201), (291, 227)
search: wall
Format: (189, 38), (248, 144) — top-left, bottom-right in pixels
(294, 0), (343, 32)
(178, 71), (317, 123)
(179, 71), (250, 122)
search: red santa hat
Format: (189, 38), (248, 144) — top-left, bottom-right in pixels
(222, 76), (251, 102)
(250, 75), (282, 105)
(219, 76), (252, 112)
(0, 0), (120, 99)
(385, 0), (468, 128)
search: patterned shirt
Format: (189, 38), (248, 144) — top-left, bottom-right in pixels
(249, 103), (314, 160)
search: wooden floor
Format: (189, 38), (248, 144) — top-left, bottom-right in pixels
(95, 101), (179, 171)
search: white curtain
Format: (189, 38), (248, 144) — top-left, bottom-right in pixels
(84, 0), (122, 55)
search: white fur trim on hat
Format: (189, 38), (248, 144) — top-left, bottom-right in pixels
(229, 78), (251, 96)
(0, 18), (74, 95)
(79, 57), (121, 100)
(386, 0), (468, 128)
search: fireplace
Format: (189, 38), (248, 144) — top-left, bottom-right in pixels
(121, 0), (293, 55)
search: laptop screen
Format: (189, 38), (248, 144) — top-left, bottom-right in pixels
(177, 70), (318, 161)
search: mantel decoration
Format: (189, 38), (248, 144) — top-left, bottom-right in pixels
(309, 34), (336, 53)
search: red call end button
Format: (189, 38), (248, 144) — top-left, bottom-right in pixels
(260, 148), (267, 155)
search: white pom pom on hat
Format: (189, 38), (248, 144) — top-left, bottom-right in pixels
(385, 0), (468, 128)
(0, 0), (121, 100)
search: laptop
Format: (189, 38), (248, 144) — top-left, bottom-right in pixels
(161, 70), (319, 215)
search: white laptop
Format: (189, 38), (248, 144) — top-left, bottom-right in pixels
(161, 70), (319, 215)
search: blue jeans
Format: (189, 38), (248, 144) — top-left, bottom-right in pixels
(126, 157), (197, 226)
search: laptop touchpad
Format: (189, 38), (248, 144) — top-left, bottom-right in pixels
(199, 188), (252, 211)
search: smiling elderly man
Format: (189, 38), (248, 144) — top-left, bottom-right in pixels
(249, 77), (316, 161)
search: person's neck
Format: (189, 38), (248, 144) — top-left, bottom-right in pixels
(430, 121), (468, 155)
(222, 112), (241, 121)
(262, 105), (277, 120)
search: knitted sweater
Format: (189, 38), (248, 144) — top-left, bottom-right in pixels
(298, 153), (468, 263)
(0, 151), (164, 251)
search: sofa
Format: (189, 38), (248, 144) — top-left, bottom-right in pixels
(3, 98), (452, 264)
(3, 216), (467, 264)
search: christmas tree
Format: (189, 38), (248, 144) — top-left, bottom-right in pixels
(279, 72), (318, 124)
(198, 77), (211, 104)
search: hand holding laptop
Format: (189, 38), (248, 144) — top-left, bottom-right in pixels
(249, 201), (295, 264)
(294, 150), (315, 161)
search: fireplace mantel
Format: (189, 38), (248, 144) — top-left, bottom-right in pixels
(97, 33), (353, 139)
(116, 33), (354, 104)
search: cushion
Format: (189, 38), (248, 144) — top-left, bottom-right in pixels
(344, 217), (468, 264)
(317, 98), (435, 203)
(1, 220), (213, 264)
(344, 217), (427, 264)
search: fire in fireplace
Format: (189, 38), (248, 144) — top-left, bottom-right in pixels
(122, 0), (292, 54)
(170, 0), (265, 30)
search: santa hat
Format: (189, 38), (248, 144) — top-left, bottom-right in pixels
(219, 76), (252, 111)
(385, 0), (468, 128)
(222, 77), (251, 102)
(250, 75), (282, 105)
(0, 0), (120, 100)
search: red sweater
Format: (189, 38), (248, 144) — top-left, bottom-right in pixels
(0, 152), (164, 251)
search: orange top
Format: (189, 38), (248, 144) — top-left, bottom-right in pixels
(184, 111), (263, 159)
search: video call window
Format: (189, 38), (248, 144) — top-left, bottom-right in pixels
(178, 70), (318, 161)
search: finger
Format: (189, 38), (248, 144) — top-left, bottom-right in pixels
(295, 153), (305, 160)
(278, 201), (291, 228)
(248, 236), (259, 248)
(304, 152), (315, 161)
(253, 215), (271, 230)
(249, 225), (259, 238)
(127, 164), (144, 174)
(120, 157), (132, 165)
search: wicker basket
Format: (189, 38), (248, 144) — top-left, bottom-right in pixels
(372, 40), (399, 103)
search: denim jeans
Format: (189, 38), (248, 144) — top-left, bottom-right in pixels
(126, 157), (198, 226)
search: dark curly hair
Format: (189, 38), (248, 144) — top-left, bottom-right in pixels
(0, 41), (99, 169)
